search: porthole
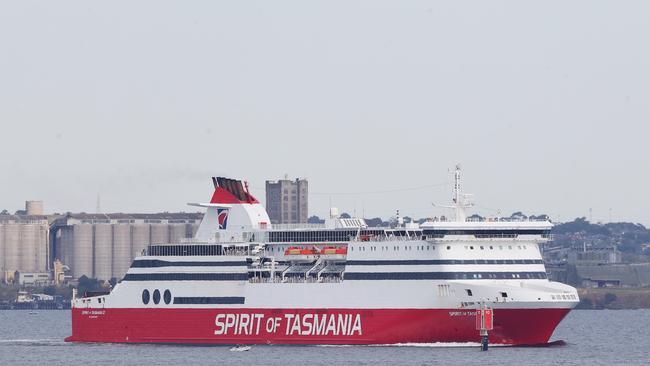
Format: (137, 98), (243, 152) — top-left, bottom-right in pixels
(446, 246), (451, 250)
(153, 289), (161, 304)
(142, 289), (150, 305)
(164, 290), (172, 305)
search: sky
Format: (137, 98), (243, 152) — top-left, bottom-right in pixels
(0, 1), (648, 225)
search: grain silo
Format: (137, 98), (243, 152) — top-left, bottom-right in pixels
(190, 223), (200, 238)
(131, 224), (150, 258)
(112, 224), (132, 280)
(4, 224), (21, 272)
(71, 224), (93, 279)
(150, 224), (169, 245)
(0, 224), (5, 273)
(19, 224), (38, 272)
(25, 201), (44, 216)
(58, 226), (75, 271)
(93, 224), (113, 281)
(169, 224), (187, 243)
(37, 224), (48, 272)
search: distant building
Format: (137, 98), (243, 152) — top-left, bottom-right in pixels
(0, 214), (50, 281)
(567, 247), (622, 265)
(265, 178), (308, 224)
(15, 271), (51, 286)
(50, 213), (202, 281)
(2, 200), (205, 283)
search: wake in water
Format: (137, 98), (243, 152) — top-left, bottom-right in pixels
(0, 339), (70, 347)
(319, 341), (567, 348)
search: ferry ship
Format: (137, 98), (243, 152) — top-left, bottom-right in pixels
(66, 167), (579, 345)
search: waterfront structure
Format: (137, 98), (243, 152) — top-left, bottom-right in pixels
(15, 271), (51, 286)
(265, 177), (308, 224)
(67, 170), (579, 346)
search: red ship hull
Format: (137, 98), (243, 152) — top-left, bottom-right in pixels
(65, 307), (570, 345)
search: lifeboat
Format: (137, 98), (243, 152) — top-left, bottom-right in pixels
(284, 246), (302, 255)
(334, 247), (348, 255)
(300, 248), (317, 255)
(321, 247), (338, 255)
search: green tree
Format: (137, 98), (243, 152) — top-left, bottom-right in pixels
(76, 275), (102, 295)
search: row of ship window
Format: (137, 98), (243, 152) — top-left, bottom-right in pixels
(267, 229), (548, 243)
(142, 289), (172, 305)
(349, 245), (529, 252)
(149, 243), (533, 256)
(464, 245), (528, 250)
(345, 272), (548, 280)
(266, 244), (532, 253)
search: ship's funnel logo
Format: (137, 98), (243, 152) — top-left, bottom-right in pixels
(217, 208), (229, 230)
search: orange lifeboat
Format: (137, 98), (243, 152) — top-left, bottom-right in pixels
(321, 246), (337, 255)
(284, 246), (302, 255)
(334, 247), (348, 255)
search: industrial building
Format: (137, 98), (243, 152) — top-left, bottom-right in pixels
(1, 200), (204, 283)
(0, 218), (50, 277)
(51, 213), (202, 281)
(265, 177), (308, 224)
(0, 201), (50, 282)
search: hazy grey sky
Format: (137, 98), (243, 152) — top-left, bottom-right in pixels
(1, 1), (648, 225)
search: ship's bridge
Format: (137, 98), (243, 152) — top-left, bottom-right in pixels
(420, 218), (553, 241)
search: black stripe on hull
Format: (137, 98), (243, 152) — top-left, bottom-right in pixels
(173, 296), (245, 305)
(346, 259), (544, 266)
(123, 273), (247, 281)
(132, 260), (247, 268)
(345, 271), (547, 280)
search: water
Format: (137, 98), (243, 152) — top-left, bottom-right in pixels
(0, 310), (646, 366)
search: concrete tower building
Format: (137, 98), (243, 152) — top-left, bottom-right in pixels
(265, 177), (308, 224)
(50, 213), (202, 281)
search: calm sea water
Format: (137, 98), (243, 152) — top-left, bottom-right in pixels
(0, 310), (646, 366)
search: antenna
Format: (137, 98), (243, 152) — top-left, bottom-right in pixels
(609, 208), (612, 223)
(96, 194), (101, 214)
(432, 164), (473, 222)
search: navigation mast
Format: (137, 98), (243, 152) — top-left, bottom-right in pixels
(452, 164), (474, 222)
(434, 164), (474, 222)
